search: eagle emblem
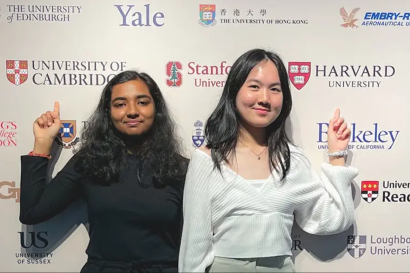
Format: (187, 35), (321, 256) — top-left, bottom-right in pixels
(340, 7), (360, 28)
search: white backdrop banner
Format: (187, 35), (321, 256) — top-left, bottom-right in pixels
(1, 0), (409, 272)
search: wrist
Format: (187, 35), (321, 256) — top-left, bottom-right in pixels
(33, 138), (53, 154)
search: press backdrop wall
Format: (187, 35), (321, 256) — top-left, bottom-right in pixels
(1, 0), (409, 272)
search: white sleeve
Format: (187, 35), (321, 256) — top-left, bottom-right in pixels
(291, 147), (359, 235)
(179, 151), (214, 272)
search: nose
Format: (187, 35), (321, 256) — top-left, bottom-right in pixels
(126, 103), (139, 118)
(257, 87), (270, 106)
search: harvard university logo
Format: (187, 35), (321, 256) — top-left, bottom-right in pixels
(6, 60), (28, 86)
(361, 180), (379, 203)
(288, 62), (311, 90)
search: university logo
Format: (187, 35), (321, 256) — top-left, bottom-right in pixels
(0, 181), (20, 203)
(340, 7), (360, 28)
(59, 120), (80, 149)
(19, 231), (48, 249)
(288, 62), (311, 90)
(192, 120), (205, 148)
(6, 60), (28, 86)
(166, 61), (183, 87)
(361, 180), (379, 203)
(198, 4), (217, 27)
(347, 235), (366, 258)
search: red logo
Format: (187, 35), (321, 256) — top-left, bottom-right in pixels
(166, 61), (182, 87)
(288, 62), (311, 90)
(6, 60), (28, 86)
(361, 181), (379, 203)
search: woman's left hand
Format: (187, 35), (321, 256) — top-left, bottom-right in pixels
(327, 108), (351, 153)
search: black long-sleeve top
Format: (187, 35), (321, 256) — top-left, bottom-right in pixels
(19, 153), (188, 266)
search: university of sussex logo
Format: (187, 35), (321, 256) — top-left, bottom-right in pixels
(166, 61), (182, 87)
(340, 7), (360, 29)
(192, 120), (205, 148)
(347, 235), (366, 259)
(361, 181), (379, 203)
(198, 4), (217, 27)
(288, 62), (311, 90)
(6, 60), (28, 86)
(59, 120), (80, 149)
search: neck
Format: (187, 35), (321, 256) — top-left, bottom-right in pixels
(123, 135), (148, 154)
(238, 121), (267, 147)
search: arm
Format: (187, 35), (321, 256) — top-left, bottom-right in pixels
(179, 151), (214, 273)
(19, 153), (83, 225)
(291, 148), (358, 235)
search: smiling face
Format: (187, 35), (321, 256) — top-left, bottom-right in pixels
(235, 59), (283, 128)
(110, 79), (155, 136)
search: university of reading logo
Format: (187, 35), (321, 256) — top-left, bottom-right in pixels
(199, 4), (217, 27)
(287, 61), (395, 90)
(6, 60), (127, 86)
(165, 61), (230, 88)
(361, 181), (379, 203)
(340, 7), (410, 28)
(114, 4), (164, 27)
(59, 120), (80, 149)
(0, 181), (20, 203)
(5, 4), (82, 23)
(6, 60), (28, 86)
(317, 122), (399, 150)
(192, 120), (205, 148)
(166, 62), (183, 87)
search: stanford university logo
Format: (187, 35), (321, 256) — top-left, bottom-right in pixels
(59, 120), (80, 149)
(192, 120), (205, 148)
(166, 61), (182, 87)
(361, 181), (379, 203)
(347, 235), (366, 259)
(288, 62), (311, 90)
(6, 60), (28, 86)
(198, 4), (217, 27)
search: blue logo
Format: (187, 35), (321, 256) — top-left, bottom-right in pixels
(192, 120), (205, 148)
(115, 4), (165, 27)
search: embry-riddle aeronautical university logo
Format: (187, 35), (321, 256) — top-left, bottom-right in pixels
(288, 62), (311, 90)
(199, 4), (217, 27)
(347, 235), (366, 258)
(6, 60), (28, 86)
(361, 180), (379, 203)
(340, 7), (360, 28)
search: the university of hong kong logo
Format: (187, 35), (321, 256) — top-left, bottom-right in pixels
(340, 7), (360, 29)
(192, 120), (205, 148)
(166, 61), (182, 87)
(361, 180), (379, 203)
(347, 235), (366, 259)
(6, 60), (28, 86)
(59, 120), (80, 149)
(198, 4), (217, 27)
(288, 62), (311, 90)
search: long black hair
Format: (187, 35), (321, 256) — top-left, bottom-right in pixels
(74, 70), (187, 186)
(205, 48), (293, 181)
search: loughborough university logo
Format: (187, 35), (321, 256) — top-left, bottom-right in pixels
(347, 235), (366, 258)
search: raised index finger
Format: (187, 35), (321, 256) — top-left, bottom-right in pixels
(53, 101), (60, 115)
(333, 108), (340, 120)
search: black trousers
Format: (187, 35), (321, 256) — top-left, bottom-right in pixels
(80, 259), (178, 273)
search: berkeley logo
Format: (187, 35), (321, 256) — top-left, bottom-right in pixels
(166, 62), (182, 87)
(114, 4), (164, 27)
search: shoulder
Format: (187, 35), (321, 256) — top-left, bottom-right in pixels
(198, 145), (211, 156)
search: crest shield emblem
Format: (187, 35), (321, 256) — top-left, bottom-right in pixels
(288, 62), (311, 90)
(199, 4), (217, 27)
(6, 60), (28, 86)
(192, 120), (205, 148)
(347, 235), (366, 259)
(59, 120), (80, 149)
(361, 181), (379, 203)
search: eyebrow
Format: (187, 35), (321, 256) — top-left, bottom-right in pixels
(247, 79), (281, 87)
(111, 95), (152, 103)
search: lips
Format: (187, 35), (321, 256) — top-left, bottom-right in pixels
(125, 120), (142, 126)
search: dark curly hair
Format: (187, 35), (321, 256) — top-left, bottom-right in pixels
(205, 48), (293, 181)
(74, 70), (188, 186)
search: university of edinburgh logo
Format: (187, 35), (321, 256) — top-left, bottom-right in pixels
(198, 4), (217, 27)
(340, 7), (360, 28)
(288, 62), (311, 90)
(166, 61), (182, 87)
(6, 60), (28, 86)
